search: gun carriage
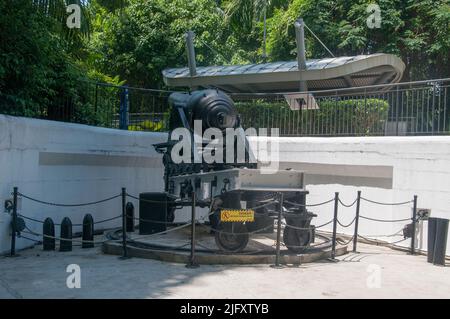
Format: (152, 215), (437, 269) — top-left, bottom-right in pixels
(148, 89), (316, 253)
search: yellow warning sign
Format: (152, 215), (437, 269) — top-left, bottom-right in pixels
(220, 209), (255, 222)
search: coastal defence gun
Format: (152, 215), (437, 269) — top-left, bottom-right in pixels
(148, 89), (316, 252)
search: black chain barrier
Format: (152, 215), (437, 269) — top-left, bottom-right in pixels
(284, 198), (335, 207)
(337, 236), (354, 246)
(360, 197), (413, 206)
(17, 192), (121, 207)
(338, 198), (358, 208)
(360, 215), (411, 223)
(18, 213), (122, 226)
(358, 228), (405, 238)
(7, 186), (420, 263)
(247, 199), (279, 210)
(126, 193), (175, 204)
(20, 229), (112, 245)
(127, 192), (280, 212)
(216, 199), (279, 213)
(194, 241), (267, 256)
(7, 187), (127, 256)
(133, 217), (181, 225)
(18, 235), (42, 243)
(282, 219), (334, 231)
(200, 224), (275, 236)
(358, 235), (409, 246)
(339, 194), (418, 255)
(337, 216), (357, 228)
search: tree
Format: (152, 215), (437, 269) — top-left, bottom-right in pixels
(90, 0), (239, 87)
(264, 0), (450, 80)
(1, 0), (449, 125)
(222, 0), (289, 60)
(224, 0), (289, 31)
(0, 0), (116, 121)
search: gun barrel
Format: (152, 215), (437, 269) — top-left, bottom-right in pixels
(169, 89), (238, 131)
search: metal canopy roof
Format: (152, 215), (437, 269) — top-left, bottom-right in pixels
(163, 53), (405, 93)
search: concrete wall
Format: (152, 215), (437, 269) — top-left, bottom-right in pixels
(269, 136), (450, 255)
(0, 115), (167, 254)
(1, 115), (449, 256)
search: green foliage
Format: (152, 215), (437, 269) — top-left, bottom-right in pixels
(95, 0), (128, 12)
(0, 0), (449, 128)
(316, 98), (389, 135)
(0, 0), (119, 122)
(236, 98), (389, 135)
(224, 0), (288, 34)
(0, 0), (74, 117)
(89, 0), (238, 87)
(128, 116), (169, 132)
(264, 0), (450, 80)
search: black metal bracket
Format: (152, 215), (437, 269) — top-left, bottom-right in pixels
(4, 199), (13, 213)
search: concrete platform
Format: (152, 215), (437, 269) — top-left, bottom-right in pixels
(102, 226), (347, 264)
(1, 241), (449, 299)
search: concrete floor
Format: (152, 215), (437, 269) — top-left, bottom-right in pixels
(0, 242), (449, 299)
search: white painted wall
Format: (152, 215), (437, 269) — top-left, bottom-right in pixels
(268, 136), (450, 256)
(0, 115), (167, 254)
(1, 115), (449, 256)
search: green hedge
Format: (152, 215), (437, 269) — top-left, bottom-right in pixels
(235, 98), (389, 136)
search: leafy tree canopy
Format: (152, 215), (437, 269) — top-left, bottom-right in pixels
(1, 0), (449, 120)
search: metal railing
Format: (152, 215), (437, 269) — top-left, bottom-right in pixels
(2, 79), (449, 136)
(90, 82), (172, 132)
(231, 78), (450, 136)
(0, 81), (173, 132)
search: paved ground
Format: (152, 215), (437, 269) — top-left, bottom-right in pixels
(0, 242), (449, 299)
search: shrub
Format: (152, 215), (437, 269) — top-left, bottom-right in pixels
(235, 97), (389, 136)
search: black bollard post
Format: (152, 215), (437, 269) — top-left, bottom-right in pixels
(271, 192), (284, 269)
(330, 192), (339, 261)
(432, 218), (449, 266)
(43, 218), (55, 251)
(410, 195), (418, 255)
(82, 214), (94, 249)
(119, 187), (129, 259)
(10, 187), (18, 257)
(126, 202), (135, 232)
(353, 191), (361, 253)
(186, 192), (199, 268)
(427, 217), (438, 263)
(60, 217), (73, 252)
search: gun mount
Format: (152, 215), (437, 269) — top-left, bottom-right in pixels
(149, 89), (316, 253)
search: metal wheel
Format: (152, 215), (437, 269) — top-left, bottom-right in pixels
(214, 222), (249, 252)
(283, 226), (312, 253)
